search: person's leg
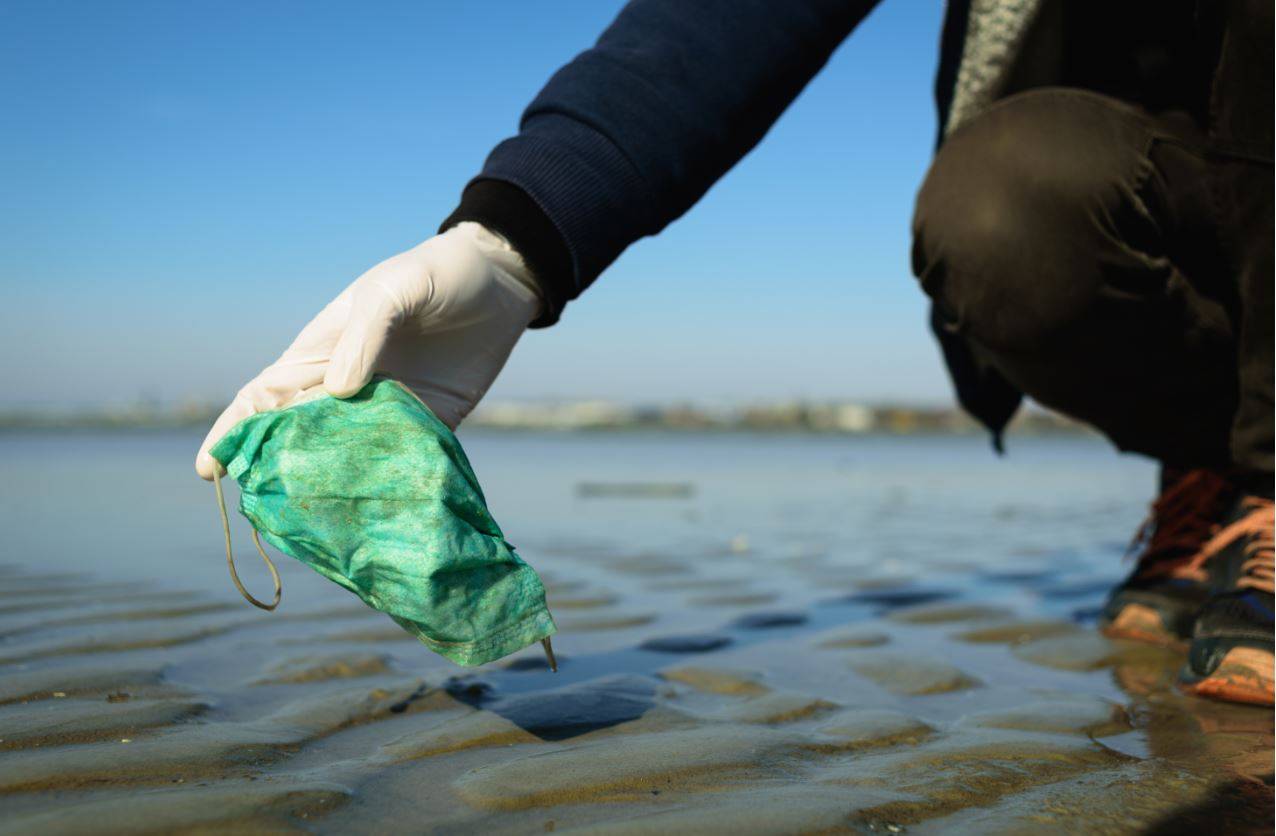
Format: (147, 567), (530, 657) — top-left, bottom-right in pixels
(912, 87), (1239, 468)
(1226, 189), (1274, 494)
(1175, 0), (1274, 705)
(1206, 0), (1274, 493)
(1180, 165), (1276, 703)
(911, 88), (1243, 647)
(912, 85), (1274, 703)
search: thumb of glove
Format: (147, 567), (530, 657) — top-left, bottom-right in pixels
(323, 283), (401, 398)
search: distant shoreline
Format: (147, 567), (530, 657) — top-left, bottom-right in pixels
(0, 402), (1091, 437)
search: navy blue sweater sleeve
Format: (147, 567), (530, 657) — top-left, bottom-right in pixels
(440, 0), (879, 326)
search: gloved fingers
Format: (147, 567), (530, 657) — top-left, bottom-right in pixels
(196, 281), (366, 479)
(324, 283), (401, 399)
(195, 394), (255, 480)
(194, 361), (328, 480)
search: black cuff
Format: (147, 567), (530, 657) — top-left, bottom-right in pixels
(439, 178), (574, 328)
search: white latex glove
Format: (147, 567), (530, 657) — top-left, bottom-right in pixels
(195, 222), (542, 479)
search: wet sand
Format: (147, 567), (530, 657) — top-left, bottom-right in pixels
(0, 433), (1272, 833)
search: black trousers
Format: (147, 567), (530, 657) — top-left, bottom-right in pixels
(913, 87), (1273, 483)
(913, 1), (1273, 489)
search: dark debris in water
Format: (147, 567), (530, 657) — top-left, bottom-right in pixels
(978, 567), (1058, 583)
(442, 676), (494, 706)
(1038, 577), (1122, 600)
(730, 611), (809, 630)
(389, 682), (432, 714)
(486, 674), (658, 741)
(640, 634), (733, 654)
(836, 588), (957, 610)
(504, 655), (566, 672)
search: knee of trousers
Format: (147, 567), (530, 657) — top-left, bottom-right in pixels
(911, 88), (1162, 354)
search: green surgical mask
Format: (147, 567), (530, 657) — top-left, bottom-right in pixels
(209, 378), (556, 668)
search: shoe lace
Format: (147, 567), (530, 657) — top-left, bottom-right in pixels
(1125, 469), (1233, 579)
(1192, 496), (1275, 594)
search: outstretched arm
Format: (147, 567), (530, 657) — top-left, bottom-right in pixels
(196, 1), (876, 477)
(442, 0), (879, 324)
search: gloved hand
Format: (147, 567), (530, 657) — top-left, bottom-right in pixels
(195, 222), (542, 479)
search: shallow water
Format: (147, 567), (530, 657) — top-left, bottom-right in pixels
(0, 431), (1271, 833)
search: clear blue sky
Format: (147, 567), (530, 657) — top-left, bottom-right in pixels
(0, 0), (951, 409)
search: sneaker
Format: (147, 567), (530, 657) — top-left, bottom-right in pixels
(1100, 469), (1237, 646)
(1179, 495), (1275, 706)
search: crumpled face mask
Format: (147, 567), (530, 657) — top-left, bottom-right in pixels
(209, 377), (557, 668)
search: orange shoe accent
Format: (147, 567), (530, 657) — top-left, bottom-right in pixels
(1192, 496), (1275, 594)
(1180, 646), (1275, 707)
(1101, 603), (1186, 648)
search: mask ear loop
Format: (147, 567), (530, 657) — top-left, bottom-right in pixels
(213, 465), (282, 611)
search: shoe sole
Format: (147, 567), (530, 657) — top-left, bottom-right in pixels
(1100, 603), (1189, 649)
(1178, 646), (1275, 707)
